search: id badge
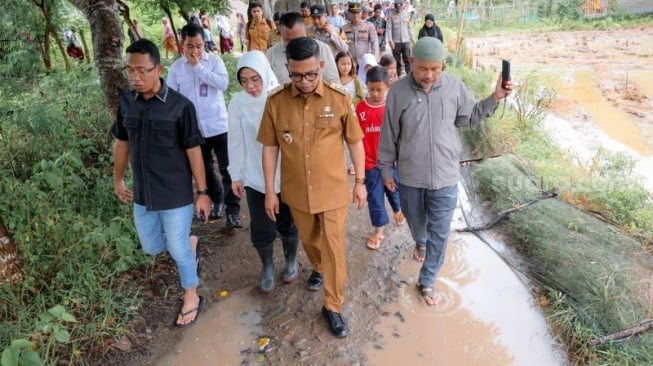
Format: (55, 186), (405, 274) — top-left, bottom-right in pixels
(199, 83), (208, 97)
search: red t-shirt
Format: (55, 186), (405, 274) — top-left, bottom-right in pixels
(356, 99), (386, 170)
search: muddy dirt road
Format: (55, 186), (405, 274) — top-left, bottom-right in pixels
(98, 26), (653, 366)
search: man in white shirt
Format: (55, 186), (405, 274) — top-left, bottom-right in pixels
(167, 23), (242, 228)
(327, 3), (346, 29)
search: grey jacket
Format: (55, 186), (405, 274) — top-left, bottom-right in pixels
(377, 72), (497, 190)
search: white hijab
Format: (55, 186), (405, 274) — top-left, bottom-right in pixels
(236, 50), (279, 109)
(357, 53), (378, 90)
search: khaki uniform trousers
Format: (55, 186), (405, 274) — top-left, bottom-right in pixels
(289, 205), (348, 312)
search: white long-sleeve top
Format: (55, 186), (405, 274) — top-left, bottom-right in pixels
(227, 50), (281, 194)
(167, 52), (229, 138)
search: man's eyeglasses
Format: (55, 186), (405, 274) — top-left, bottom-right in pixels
(122, 65), (158, 78)
(288, 69), (319, 82)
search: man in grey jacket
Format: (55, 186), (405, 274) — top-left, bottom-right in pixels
(377, 37), (512, 306)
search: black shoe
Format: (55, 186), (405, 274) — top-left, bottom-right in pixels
(306, 271), (323, 291)
(225, 214), (242, 229)
(321, 307), (349, 338)
(209, 203), (225, 220)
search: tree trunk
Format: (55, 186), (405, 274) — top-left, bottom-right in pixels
(78, 29), (92, 63)
(0, 216), (22, 285)
(47, 21), (72, 72)
(160, 3), (181, 57)
(41, 21), (52, 69)
(70, 0), (127, 118)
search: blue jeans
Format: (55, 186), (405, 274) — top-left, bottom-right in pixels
(399, 183), (458, 287)
(365, 167), (401, 227)
(134, 203), (197, 289)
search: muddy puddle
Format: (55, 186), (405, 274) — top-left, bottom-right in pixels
(362, 194), (565, 366)
(158, 182), (565, 365)
(157, 288), (262, 366)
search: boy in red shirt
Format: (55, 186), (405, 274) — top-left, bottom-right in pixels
(356, 66), (405, 250)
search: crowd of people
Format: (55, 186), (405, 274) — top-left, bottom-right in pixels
(112, 0), (512, 338)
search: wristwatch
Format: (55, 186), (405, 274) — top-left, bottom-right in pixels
(354, 177), (365, 184)
(197, 189), (209, 195)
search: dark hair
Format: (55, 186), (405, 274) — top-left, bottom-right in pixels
(374, 4), (383, 11)
(180, 23), (205, 41)
(379, 54), (396, 67)
(335, 51), (357, 77)
(273, 11), (284, 22)
(247, 3), (274, 31)
(366, 65), (389, 84)
(286, 37), (319, 62)
(300, 2), (309, 8)
(126, 39), (161, 66)
(279, 12), (304, 29)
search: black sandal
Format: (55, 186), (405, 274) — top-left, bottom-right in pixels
(417, 284), (439, 306)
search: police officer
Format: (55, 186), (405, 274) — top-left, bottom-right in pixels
(387, 0), (414, 75)
(306, 5), (349, 55)
(342, 2), (379, 63)
(257, 37), (366, 338)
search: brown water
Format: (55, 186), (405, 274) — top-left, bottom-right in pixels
(157, 289), (262, 366)
(363, 232), (565, 366)
(557, 69), (653, 155)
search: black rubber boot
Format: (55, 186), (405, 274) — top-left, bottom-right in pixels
(255, 245), (275, 293)
(281, 236), (299, 284)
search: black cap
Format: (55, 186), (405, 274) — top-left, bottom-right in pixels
(310, 5), (326, 16)
(348, 2), (362, 13)
(425, 13), (434, 21)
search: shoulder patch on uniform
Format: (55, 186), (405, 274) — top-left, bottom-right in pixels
(324, 81), (347, 95)
(268, 83), (289, 97)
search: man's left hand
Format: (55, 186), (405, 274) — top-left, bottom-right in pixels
(195, 195), (211, 223)
(352, 183), (367, 210)
(493, 73), (513, 102)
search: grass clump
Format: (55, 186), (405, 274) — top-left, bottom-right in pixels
(0, 68), (146, 364)
(472, 156), (653, 365)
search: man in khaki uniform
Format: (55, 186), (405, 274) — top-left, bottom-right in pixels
(306, 5), (348, 55)
(342, 2), (379, 63)
(258, 37), (366, 338)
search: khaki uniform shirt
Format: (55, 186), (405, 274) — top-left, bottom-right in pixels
(306, 25), (349, 55)
(246, 19), (271, 51)
(386, 10), (414, 43)
(257, 81), (363, 214)
(268, 29), (282, 49)
(342, 21), (379, 61)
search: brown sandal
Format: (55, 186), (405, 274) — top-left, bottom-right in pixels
(366, 234), (384, 250)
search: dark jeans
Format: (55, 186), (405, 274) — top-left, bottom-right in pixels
(202, 132), (240, 215)
(365, 167), (401, 227)
(245, 187), (297, 249)
(399, 183), (458, 287)
(392, 41), (411, 74)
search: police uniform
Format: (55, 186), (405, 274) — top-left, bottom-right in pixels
(306, 5), (349, 55)
(342, 2), (379, 62)
(257, 80), (364, 313)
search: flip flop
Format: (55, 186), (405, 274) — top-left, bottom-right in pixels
(174, 295), (204, 327)
(366, 234), (384, 250)
(412, 244), (426, 262)
(416, 284), (440, 307)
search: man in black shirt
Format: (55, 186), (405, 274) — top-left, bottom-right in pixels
(112, 39), (211, 327)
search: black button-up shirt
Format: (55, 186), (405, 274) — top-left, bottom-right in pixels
(111, 81), (204, 210)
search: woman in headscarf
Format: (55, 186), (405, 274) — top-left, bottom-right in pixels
(227, 51), (299, 293)
(357, 53), (378, 92)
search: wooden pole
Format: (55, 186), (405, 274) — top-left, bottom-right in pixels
(455, 0), (468, 58)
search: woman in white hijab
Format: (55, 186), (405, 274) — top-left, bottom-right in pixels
(357, 53), (378, 92)
(227, 50), (299, 293)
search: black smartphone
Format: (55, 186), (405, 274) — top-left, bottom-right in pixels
(501, 59), (511, 89)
